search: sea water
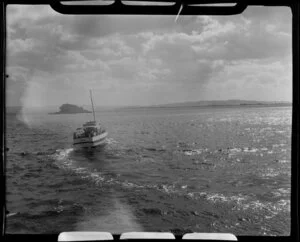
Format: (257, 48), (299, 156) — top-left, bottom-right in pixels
(5, 106), (291, 235)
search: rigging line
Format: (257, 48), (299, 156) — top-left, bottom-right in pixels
(90, 89), (96, 122)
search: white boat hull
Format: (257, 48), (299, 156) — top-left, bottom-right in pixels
(73, 132), (108, 149)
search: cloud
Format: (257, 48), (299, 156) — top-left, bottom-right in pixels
(5, 4), (292, 107)
(204, 58), (292, 101)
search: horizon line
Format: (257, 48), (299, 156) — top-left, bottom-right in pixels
(6, 99), (292, 109)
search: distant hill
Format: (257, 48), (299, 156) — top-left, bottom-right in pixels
(49, 104), (92, 114)
(116, 100), (292, 110)
(151, 100), (292, 108)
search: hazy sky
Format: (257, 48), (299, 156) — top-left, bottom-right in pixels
(6, 5), (292, 107)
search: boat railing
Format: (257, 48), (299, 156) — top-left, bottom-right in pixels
(73, 126), (106, 140)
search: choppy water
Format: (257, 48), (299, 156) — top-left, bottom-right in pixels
(5, 106), (291, 235)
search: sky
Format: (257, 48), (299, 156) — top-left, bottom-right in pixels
(6, 4), (292, 108)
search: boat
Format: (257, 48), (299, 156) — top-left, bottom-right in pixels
(73, 90), (108, 149)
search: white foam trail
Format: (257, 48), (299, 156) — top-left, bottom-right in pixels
(187, 192), (248, 206)
(187, 192), (290, 215)
(53, 148), (74, 161)
(106, 138), (118, 145)
(184, 148), (208, 156)
(51, 148), (143, 189)
(241, 199), (290, 215)
(272, 188), (290, 197)
(53, 152), (107, 186)
(243, 147), (258, 153)
(272, 144), (286, 148)
(278, 159), (289, 163)
(260, 168), (280, 178)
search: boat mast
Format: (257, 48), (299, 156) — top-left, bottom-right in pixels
(89, 90), (96, 122)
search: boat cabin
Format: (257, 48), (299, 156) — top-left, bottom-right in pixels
(73, 121), (106, 139)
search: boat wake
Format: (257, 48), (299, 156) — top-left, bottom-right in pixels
(50, 145), (290, 223)
(50, 147), (144, 233)
(52, 148), (74, 160)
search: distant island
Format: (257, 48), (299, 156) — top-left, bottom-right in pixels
(49, 104), (92, 114)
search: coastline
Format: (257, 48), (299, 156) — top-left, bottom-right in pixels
(113, 103), (292, 111)
(48, 111), (92, 115)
